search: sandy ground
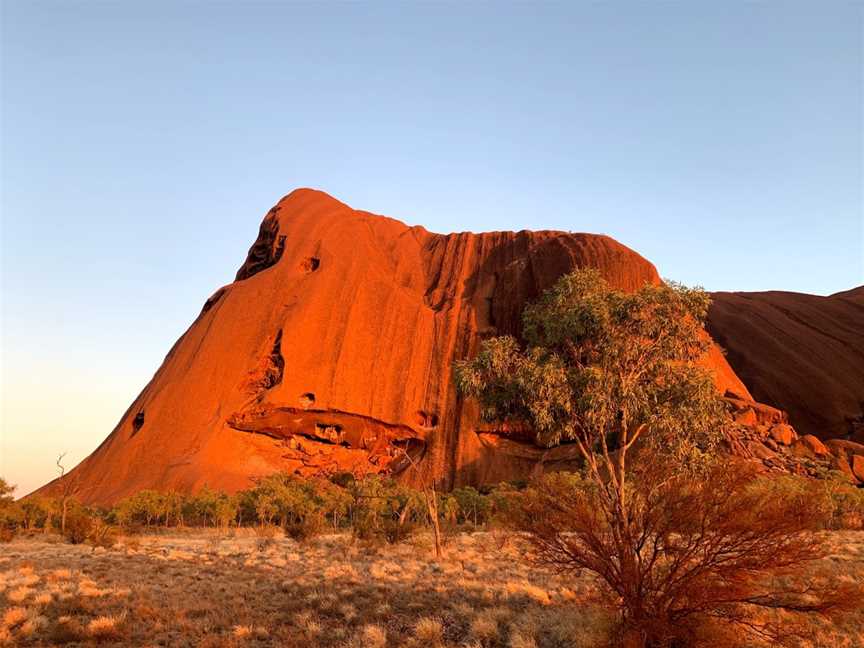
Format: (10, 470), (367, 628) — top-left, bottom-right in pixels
(1, 530), (862, 647)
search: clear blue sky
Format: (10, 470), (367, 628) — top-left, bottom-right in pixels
(1, 1), (862, 495)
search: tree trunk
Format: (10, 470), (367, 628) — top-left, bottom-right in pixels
(61, 499), (68, 534)
(426, 484), (443, 560)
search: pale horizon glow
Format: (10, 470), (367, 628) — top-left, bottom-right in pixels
(1, 2), (862, 496)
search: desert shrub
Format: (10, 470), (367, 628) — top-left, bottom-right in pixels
(0, 478), (23, 541)
(349, 475), (423, 543)
(116, 487), (234, 528)
(87, 519), (119, 548)
(514, 462), (858, 648)
(254, 523), (280, 539)
(252, 524), (282, 554)
(437, 493), (461, 528)
(823, 476), (864, 529)
(63, 505), (93, 544)
(317, 478), (353, 531)
(285, 515), (322, 540)
(112, 489), (176, 528)
(49, 616), (84, 643)
(19, 496), (53, 531)
(190, 487), (225, 527)
(212, 492), (239, 530)
(485, 482), (524, 526)
(451, 486), (492, 526)
(750, 472), (864, 530)
(236, 488), (259, 526)
(243, 473), (344, 539)
(329, 471), (355, 488)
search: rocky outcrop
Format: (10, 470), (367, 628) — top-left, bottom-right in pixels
(707, 288), (864, 440)
(33, 189), (774, 505)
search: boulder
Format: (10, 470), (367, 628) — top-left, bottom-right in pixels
(826, 439), (864, 459)
(769, 424), (796, 446)
(725, 397), (786, 426)
(734, 408), (758, 426)
(853, 455), (864, 483)
(747, 441), (776, 462)
(830, 454), (861, 485)
(769, 423), (798, 445)
(791, 434), (830, 458)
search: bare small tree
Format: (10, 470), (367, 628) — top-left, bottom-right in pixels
(513, 459), (856, 647)
(396, 445), (443, 560)
(55, 452), (81, 533)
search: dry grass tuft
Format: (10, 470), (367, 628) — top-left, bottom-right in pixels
(469, 610), (500, 642)
(414, 616), (444, 644)
(508, 630), (538, 648)
(505, 581), (551, 605)
(294, 611), (322, 637)
(87, 611), (126, 640)
(33, 591), (53, 606)
(357, 623), (387, 648)
(49, 615), (84, 643)
(7, 586), (32, 603)
(78, 578), (108, 597)
(1, 606), (27, 629)
(18, 614), (48, 638)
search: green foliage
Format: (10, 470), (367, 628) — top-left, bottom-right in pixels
(98, 473), (505, 538)
(454, 268), (726, 466)
(449, 487), (489, 526)
(246, 473), (326, 539)
(20, 497), (53, 530)
(317, 478), (353, 530)
(0, 477), (15, 503)
(112, 490), (156, 527)
(826, 481), (864, 529)
(0, 478), (22, 542)
(348, 474), (424, 543)
(750, 472), (864, 530)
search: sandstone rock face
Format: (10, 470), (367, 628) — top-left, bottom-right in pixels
(853, 455), (864, 483)
(826, 439), (864, 460)
(35, 189), (759, 505)
(825, 439), (864, 484)
(707, 288), (864, 440)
